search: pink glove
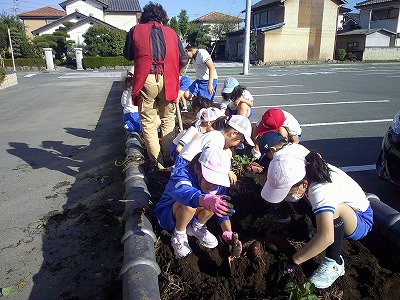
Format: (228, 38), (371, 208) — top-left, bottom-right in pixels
(202, 194), (234, 217)
(222, 231), (242, 258)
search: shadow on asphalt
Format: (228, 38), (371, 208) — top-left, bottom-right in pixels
(8, 81), (126, 299)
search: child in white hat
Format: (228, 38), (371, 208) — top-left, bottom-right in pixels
(155, 147), (242, 259)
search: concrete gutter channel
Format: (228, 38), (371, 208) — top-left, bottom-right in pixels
(118, 127), (400, 299)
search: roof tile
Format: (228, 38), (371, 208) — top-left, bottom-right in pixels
(18, 6), (66, 17)
(191, 11), (243, 23)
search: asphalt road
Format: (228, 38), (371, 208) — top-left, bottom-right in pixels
(0, 62), (399, 297)
(214, 62), (400, 211)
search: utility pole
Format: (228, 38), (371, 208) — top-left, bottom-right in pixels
(243, 0), (251, 75)
(13, 0), (18, 15)
(8, 28), (16, 73)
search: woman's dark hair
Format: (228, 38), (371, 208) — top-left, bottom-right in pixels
(305, 151), (332, 184)
(140, 2), (169, 24)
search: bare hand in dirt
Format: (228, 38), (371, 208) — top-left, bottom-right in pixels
(229, 171), (237, 185)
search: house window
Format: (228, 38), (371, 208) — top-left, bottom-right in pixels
(260, 12), (267, 26)
(371, 8), (399, 21)
(347, 42), (359, 51)
(253, 13), (260, 27)
(254, 9), (275, 27)
(267, 9), (275, 25)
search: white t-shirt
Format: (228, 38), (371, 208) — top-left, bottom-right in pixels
(308, 164), (370, 215)
(121, 87), (138, 114)
(179, 130), (225, 161)
(173, 126), (201, 147)
(194, 49), (218, 80)
(282, 111), (302, 136)
(256, 109), (301, 136)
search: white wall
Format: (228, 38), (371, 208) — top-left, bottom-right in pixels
(65, 0), (104, 20)
(40, 16), (83, 35)
(363, 47), (400, 61)
(366, 32), (391, 47)
(105, 14), (137, 32)
(68, 23), (92, 45)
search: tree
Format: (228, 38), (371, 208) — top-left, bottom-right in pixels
(109, 29), (127, 56)
(169, 16), (179, 36)
(0, 13), (31, 58)
(211, 18), (238, 40)
(187, 24), (211, 47)
(83, 24), (125, 56)
(32, 22), (74, 58)
(83, 24), (112, 56)
(178, 10), (189, 39)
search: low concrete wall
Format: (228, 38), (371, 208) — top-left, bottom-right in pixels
(363, 47), (400, 61)
(0, 73), (18, 90)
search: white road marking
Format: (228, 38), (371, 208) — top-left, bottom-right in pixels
(215, 90), (338, 99)
(24, 74), (36, 77)
(246, 85), (303, 88)
(339, 165), (376, 172)
(253, 99), (390, 109)
(302, 119), (392, 127)
(58, 72), (123, 78)
(252, 91), (339, 97)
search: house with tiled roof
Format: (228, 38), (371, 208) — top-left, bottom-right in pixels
(18, 0), (141, 44)
(224, 0), (346, 62)
(335, 0), (399, 60)
(190, 12), (244, 41)
(18, 6), (66, 39)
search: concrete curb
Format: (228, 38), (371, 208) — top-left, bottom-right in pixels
(367, 193), (400, 248)
(120, 131), (161, 300)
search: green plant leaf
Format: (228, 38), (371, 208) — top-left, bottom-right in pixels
(1, 285), (18, 297)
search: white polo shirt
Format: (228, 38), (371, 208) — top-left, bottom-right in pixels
(194, 49), (218, 81)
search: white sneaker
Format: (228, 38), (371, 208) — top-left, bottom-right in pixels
(187, 223), (218, 248)
(171, 231), (192, 258)
(309, 256), (345, 289)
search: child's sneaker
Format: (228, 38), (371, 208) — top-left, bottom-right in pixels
(171, 231), (192, 258)
(309, 256), (345, 289)
(187, 223), (218, 248)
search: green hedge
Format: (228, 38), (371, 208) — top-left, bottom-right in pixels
(82, 56), (132, 69)
(4, 58), (46, 67)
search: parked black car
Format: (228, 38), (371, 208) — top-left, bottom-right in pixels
(376, 111), (400, 187)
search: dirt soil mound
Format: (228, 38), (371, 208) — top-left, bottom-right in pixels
(148, 112), (400, 300)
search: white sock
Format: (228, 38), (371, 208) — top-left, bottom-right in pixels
(175, 228), (186, 235)
(193, 221), (204, 229)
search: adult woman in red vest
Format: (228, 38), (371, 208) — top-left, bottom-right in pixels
(124, 2), (188, 170)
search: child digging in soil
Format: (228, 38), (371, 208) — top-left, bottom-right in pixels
(262, 149), (373, 289)
(220, 77), (254, 118)
(155, 147), (242, 258)
(251, 108), (302, 161)
(174, 115), (255, 186)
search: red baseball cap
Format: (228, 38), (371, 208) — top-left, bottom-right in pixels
(257, 108), (285, 136)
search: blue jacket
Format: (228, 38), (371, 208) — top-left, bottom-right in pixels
(154, 164), (229, 230)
